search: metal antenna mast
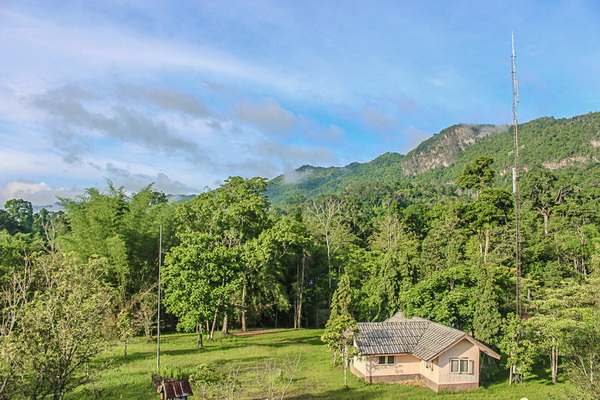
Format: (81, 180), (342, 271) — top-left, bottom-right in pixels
(511, 32), (522, 317)
(157, 224), (162, 372)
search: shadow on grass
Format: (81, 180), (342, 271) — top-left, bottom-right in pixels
(232, 330), (323, 348)
(285, 387), (386, 400)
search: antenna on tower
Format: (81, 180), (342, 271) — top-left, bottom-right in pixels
(511, 32), (522, 317)
(157, 224), (162, 373)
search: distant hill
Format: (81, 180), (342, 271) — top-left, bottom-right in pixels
(266, 112), (600, 205)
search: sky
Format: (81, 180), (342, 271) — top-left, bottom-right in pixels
(1, 0), (599, 206)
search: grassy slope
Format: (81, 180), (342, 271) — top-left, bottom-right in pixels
(69, 329), (568, 400)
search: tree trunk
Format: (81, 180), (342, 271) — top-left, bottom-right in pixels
(197, 325), (203, 348)
(210, 309), (218, 339)
(484, 229), (491, 264)
(551, 341), (558, 384)
(343, 345), (348, 389)
(478, 231), (484, 259)
(222, 313), (228, 334)
(294, 254), (306, 330)
(241, 282), (247, 332)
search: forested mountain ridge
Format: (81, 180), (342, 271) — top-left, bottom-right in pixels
(267, 112), (600, 205)
(401, 123), (504, 175)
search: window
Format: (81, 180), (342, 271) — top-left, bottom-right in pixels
(450, 358), (472, 374)
(450, 359), (459, 373)
(378, 355), (395, 365)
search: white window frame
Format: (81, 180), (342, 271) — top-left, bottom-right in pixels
(377, 355), (396, 365)
(450, 358), (472, 374)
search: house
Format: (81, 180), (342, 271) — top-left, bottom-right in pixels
(351, 313), (501, 392)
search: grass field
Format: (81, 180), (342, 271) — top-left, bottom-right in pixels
(66, 329), (569, 400)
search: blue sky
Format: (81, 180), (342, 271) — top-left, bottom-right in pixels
(1, 0), (599, 205)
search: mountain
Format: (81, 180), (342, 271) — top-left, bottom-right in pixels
(266, 112), (600, 205)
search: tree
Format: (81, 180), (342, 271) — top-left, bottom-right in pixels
(468, 188), (513, 263)
(364, 214), (419, 321)
(60, 183), (170, 304)
(306, 197), (354, 299)
(3, 199), (34, 234)
(401, 266), (476, 332)
(472, 265), (503, 345)
(499, 313), (536, 385)
(528, 277), (600, 386)
(420, 203), (470, 276)
(0, 252), (113, 400)
(321, 274), (357, 389)
(455, 156), (495, 196)
(242, 217), (312, 329)
(177, 177), (271, 331)
(521, 169), (565, 236)
(162, 232), (240, 344)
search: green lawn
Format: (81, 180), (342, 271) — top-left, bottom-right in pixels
(67, 329), (568, 400)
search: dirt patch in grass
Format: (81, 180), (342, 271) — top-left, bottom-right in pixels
(231, 328), (292, 336)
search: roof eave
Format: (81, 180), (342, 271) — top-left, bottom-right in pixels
(423, 335), (501, 361)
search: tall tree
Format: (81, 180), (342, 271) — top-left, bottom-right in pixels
(321, 274), (357, 389)
(162, 231), (240, 344)
(306, 197), (354, 298)
(521, 169), (568, 236)
(472, 265), (503, 345)
(177, 177), (271, 330)
(468, 188), (513, 263)
(60, 183), (169, 302)
(455, 156), (495, 197)
(499, 313), (536, 385)
(364, 214), (419, 321)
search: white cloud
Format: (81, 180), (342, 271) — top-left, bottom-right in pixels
(234, 99), (296, 136)
(32, 85), (209, 164)
(0, 181), (82, 206)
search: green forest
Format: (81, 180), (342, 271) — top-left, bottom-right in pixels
(1, 113), (600, 399)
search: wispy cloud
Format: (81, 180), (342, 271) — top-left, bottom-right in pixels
(363, 109), (400, 133)
(117, 85), (220, 119)
(32, 85), (208, 164)
(234, 99), (296, 136)
(0, 9), (304, 95)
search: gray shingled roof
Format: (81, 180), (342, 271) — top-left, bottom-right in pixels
(355, 317), (500, 361)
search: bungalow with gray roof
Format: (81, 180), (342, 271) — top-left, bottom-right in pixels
(351, 313), (501, 392)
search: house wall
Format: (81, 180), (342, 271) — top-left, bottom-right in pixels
(351, 354), (421, 383)
(418, 358), (439, 391)
(351, 355), (369, 378)
(352, 340), (483, 391)
(436, 339), (480, 390)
